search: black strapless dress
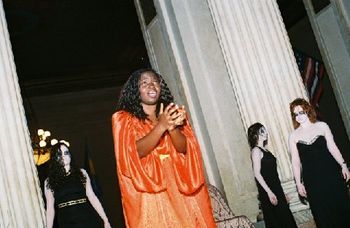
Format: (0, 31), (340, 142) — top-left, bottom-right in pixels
(297, 135), (350, 228)
(256, 147), (297, 228)
(54, 175), (102, 228)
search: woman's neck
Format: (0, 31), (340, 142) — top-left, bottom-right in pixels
(299, 119), (312, 129)
(142, 103), (157, 122)
(257, 140), (264, 148)
(143, 103), (156, 114)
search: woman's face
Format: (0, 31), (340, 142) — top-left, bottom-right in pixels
(258, 126), (268, 141)
(293, 105), (308, 124)
(138, 72), (161, 106)
(59, 144), (71, 166)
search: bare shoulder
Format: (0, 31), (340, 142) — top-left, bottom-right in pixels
(44, 178), (52, 192)
(80, 168), (88, 176)
(313, 121), (329, 134)
(251, 147), (263, 158)
(315, 121), (328, 129)
(44, 178), (49, 186)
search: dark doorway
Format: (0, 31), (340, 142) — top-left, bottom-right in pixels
(3, 0), (149, 227)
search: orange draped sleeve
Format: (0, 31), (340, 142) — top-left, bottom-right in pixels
(112, 111), (205, 194)
(112, 111), (166, 193)
(170, 115), (205, 194)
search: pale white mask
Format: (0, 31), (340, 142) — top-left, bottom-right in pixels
(294, 110), (308, 124)
(258, 126), (268, 140)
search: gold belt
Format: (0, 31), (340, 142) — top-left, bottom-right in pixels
(159, 154), (170, 160)
(58, 198), (87, 208)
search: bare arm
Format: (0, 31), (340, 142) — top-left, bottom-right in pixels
(323, 122), (346, 165)
(136, 103), (186, 157)
(322, 122), (350, 181)
(44, 179), (55, 228)
(136, 123), (167, 157)
(168, 127), (187, 154)
(82, 170), (111, 228)
(289, 134), (302, 185)
(289, 134), (307, 197)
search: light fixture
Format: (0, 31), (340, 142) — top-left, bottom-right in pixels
(32, 128), (59, 166)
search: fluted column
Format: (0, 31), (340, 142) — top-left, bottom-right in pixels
(0, 2), (45, 227)
(206, 0), (310, 219)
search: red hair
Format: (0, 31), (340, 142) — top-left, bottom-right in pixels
(289, 98), (317, 129)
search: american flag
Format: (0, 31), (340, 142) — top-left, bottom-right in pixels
(294, 50), (325, 108)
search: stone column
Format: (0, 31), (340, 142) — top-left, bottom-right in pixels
(150, 0), (260, 219)
(0, 2), (45, 227)
(206, 0), (311, 221)
(333, 0), (350, 55)
(303, 0), (350, 138)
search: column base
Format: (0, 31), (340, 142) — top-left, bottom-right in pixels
(294, 209), (315, 227)
(282, 180), (314, 225)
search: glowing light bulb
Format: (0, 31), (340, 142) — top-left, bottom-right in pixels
(44, 131), (51, 137)
(37, 129), (44, 136)
(51, 139), (58, 145)
(39, 140), (47, 147)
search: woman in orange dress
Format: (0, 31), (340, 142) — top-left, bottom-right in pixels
(112, 68), (216, 228)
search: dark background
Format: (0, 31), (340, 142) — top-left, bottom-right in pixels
(3, 0), (149, 227)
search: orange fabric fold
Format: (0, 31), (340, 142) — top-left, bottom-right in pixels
(112, 111), (216, 228)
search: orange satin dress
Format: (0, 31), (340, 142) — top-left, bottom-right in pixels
(112, 111), (216, 228)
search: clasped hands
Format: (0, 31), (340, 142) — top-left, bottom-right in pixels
(158, 103), (186, 131)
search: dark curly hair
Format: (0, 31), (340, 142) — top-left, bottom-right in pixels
(289, 98), (317, 129)
(46, 142), (86, 192)
(247, 122), (267, 149)
(117, 68), (174, 120)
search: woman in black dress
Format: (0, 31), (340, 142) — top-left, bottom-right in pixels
(248, 123), (297, 228)
(44, 142), (111, 228)
(289, 98), (350, 227)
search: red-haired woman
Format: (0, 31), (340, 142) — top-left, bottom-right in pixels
(289, 98), (350, 227)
